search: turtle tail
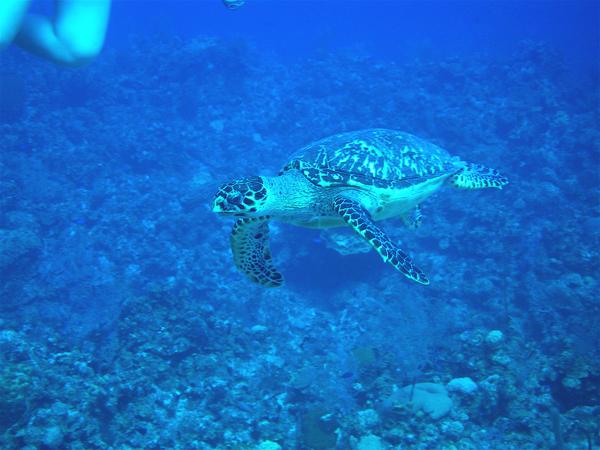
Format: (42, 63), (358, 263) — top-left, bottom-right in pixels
(449, 163), (509, 189)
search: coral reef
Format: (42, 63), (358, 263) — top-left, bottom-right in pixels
(0, 33), (597, 449)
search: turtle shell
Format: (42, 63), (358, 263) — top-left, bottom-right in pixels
(282, 129), (460, 189)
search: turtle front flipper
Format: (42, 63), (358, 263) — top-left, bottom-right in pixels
(230, 217), (284, 288)
(450, 163), (509, 189)
(333, 196), (429, 285)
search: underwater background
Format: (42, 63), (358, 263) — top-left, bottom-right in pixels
(0, 0), (599, 449)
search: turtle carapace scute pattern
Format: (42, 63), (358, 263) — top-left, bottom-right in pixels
(212, 129), (508, 287)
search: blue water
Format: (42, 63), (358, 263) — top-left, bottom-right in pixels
(1, 1), (599, 449)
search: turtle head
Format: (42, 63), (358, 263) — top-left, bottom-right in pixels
(212, 176), (269, 216)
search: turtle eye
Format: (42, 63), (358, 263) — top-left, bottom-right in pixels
(229, 192), (244, 207)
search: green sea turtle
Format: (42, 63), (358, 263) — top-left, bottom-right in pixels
(212, 129), (508, 287)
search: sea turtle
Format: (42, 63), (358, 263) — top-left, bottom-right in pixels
(212, 129), (508, 287)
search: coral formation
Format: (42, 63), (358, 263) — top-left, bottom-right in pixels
(0, 29), (597, 449)
(385, 383), (453, 420)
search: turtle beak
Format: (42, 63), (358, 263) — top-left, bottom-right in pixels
(212, 193), (244, 214)
(212, 197), (226, 213)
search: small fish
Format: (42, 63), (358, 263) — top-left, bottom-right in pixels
(341, 371), (354, 379)
(223, 0), (245, 10)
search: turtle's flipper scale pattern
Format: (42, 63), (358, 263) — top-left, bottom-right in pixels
(231, 217), (283, 288)
(333, 196), (429, 285)
(450, 163), (509, 189)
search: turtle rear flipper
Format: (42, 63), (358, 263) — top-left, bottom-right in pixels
(333, 196), (429, 285)
(450, 163), (509, 189)
(401, 205), (423, 229)
(230, 217), (284, 288)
